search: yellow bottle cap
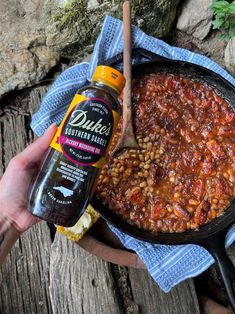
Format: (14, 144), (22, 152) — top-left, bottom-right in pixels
(92, 65), (126, 94)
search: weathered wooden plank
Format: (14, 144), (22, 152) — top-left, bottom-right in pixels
(0, 113), (52, 314)
(129, 268), (200, 314)
(50, 233), (123, 314)
(29, 86), (48, 118)
(4, 114), (28, 162)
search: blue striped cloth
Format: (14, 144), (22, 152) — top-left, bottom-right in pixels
(31, 15), (235, 292)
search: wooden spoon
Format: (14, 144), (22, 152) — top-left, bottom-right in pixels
(112, 0), (139, 155)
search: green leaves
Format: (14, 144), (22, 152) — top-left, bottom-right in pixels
(212, 1), (230, 11)
(211, 0), (235, 40)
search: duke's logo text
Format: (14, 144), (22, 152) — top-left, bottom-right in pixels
(69, 109), (112, 136)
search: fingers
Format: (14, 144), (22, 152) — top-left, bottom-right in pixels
(16, 124), (57, 168)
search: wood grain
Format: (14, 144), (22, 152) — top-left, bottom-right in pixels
(29, 86), (48, 118)
(129, 268), (200, 314)
(51, 232), (200, 314)
(0, 95), (52, 314)
(3, 114), (28, 162)
(50, 233), (123, 314)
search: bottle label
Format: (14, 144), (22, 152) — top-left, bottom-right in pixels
(50, 94), (119, 168)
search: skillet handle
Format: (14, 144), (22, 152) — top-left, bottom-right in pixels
(200, 229), (235, 311)
(105, 47), (170, 67)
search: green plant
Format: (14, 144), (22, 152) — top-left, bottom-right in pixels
(211, 0), (235, 40)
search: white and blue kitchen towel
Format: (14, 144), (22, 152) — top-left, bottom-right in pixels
(31, 15), (235, 292)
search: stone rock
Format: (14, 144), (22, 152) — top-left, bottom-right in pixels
(225, 37), (235, 76)
(0, 0), (60, 99)
(177, 0), (213, 40)
(172, 30), (226, 67)
(0, 0), (180, 99)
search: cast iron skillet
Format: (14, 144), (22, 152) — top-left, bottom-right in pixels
(90, 48), (235, 310)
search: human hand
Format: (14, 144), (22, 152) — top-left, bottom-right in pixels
(0, 124), (57, 235)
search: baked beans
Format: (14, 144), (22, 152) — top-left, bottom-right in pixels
(96, 73), (235, 233)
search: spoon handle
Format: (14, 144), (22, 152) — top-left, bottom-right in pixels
(112, 0), (138, 154)
(123, 0), (132, 111)
(122, 0), (138, 147)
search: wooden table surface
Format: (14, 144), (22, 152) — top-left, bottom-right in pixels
(0, 87), (201, 313)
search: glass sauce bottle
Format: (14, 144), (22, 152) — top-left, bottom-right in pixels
(28, 65), (125, 227)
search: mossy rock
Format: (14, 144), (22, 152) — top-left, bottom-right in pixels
(44, 0), (180, 61)
(0, 0), (180, 98)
